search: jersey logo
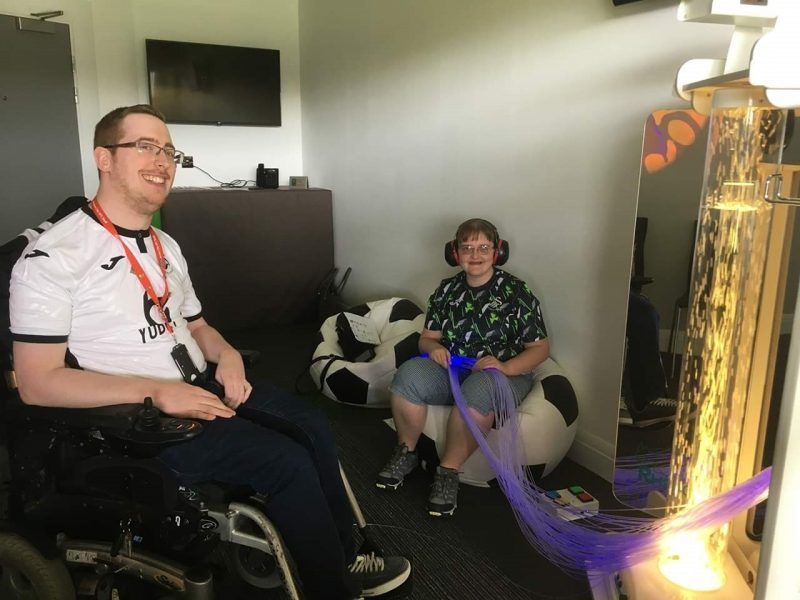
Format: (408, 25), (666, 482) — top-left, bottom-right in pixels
(101, 255), (125, 270)
(23, 249), (49, 259)
(138, 292), (175, 344)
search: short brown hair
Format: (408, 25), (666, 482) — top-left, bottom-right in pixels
(455, 218), (499, 246)
(93, 104), (166, 148)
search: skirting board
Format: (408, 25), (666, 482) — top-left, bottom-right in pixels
(567, 429), (616, 482)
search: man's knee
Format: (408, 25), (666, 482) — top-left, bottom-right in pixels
(252, 439), (319, 495)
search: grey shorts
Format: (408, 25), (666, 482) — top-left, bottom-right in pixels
(389, 356), (534, 416)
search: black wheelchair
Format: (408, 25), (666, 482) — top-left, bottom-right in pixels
(0, 199), (375, 600)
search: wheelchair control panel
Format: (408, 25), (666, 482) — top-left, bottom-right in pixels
(112, 397), (203, 446)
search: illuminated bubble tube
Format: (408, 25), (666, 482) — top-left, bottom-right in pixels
(663, 95), (788, 590)
(446, 360), (770, 576)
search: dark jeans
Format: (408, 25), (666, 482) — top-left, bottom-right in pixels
(626, 291), (668, 411)
(157, 380), (360, 599)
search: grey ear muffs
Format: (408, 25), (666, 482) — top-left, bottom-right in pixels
(444, 239), (510, 266)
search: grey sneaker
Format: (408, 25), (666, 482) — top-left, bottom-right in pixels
(428, 465), (459, 517)
(349, 552), (411, 597)
(376, 444), (419, 490)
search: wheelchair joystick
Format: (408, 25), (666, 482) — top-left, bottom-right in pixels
(111, 398), (204, 448)
(138, 396), (160, 431)
(111, 516), (136, 558)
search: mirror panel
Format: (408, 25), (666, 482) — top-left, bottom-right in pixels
(614, 109), (800, 514)
(613, 109), (708, 509)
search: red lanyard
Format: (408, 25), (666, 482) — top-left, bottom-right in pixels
(90, 199), (174, 336)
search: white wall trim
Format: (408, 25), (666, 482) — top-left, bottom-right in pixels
(568, 428), (616, 483)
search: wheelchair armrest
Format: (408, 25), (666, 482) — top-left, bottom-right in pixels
(239, 349), (260, 368)
(203, 348), (259, 393)
(20, 399), (203, 447)
(21, 402), (141, 430)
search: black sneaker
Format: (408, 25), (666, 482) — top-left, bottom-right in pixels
(618, 401), (633, 426)
(349, 552), (411, 597)
(630, 397), (677, 427)
(427, 466), (459, 517)
(376, 444), (419, 490)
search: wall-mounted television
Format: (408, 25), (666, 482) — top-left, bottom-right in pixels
(146, 39), (281, 127)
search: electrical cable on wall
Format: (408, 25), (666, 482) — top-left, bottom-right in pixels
(192, 164), (254, 188)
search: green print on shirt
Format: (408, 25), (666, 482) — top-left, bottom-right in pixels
(424, 268), (547, 361)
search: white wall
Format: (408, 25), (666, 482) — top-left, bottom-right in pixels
(123, 0), (303, 188)
(0, 0), (302, 192)
(298, 0), (732, 478)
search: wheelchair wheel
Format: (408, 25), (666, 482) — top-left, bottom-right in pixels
(222, 541), (282, 590)
(0, 531), (75, 600)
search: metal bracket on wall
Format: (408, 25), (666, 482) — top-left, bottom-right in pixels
(764, 173), (800, 206)
(16, 17), (56, 33)
(30, 10), (64, 20)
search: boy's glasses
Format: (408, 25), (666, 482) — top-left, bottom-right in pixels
(458, 244), (494, 256)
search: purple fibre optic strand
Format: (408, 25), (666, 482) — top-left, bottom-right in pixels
(446, 365), (771, 575)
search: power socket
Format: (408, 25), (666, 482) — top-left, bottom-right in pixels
(181, 155), (194, 168)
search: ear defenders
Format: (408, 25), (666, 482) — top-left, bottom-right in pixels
(444, 219), (510, 267)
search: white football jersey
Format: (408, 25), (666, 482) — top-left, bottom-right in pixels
(10, 206), (207, 381)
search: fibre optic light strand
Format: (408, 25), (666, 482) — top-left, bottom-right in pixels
(419, 353), (476, 370)
(613, 452), (671, 507)
(447, 366), (771, 575)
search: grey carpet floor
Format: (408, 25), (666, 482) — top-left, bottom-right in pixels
(228, 325), (599, 600)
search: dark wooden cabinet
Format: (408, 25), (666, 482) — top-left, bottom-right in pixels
(161, 187), (333, 332)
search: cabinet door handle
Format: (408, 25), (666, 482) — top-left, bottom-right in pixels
(764, 173), (800, 206)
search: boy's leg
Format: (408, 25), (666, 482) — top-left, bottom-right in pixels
(438, 406), (494, 469)
(429, 371), (534, 516)
(376, 357), (454, 490)
(440, 369), (534, 468)
(387, 356), (458, 449)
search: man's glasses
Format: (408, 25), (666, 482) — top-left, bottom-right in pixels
(458, 243), (494, 256)
(103, 140), (184, 164)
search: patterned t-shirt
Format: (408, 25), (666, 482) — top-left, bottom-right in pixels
(425, 268), (547, 361)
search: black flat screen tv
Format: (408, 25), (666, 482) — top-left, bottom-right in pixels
(146, 39), (281, 127)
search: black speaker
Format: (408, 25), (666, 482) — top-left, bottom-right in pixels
(256, 164), (279, 188)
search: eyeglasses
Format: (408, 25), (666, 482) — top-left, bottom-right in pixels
(103, 140), (183, 164)
(458, 243), (494, 256)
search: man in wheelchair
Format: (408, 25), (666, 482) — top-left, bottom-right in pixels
(1, 105), (411, 599)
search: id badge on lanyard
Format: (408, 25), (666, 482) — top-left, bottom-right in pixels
(90, 200), (202, 384)
(170, 343), (203, 383)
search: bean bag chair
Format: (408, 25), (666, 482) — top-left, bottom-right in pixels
(310, 298), (424, 406)
(416, 358), (579, 486)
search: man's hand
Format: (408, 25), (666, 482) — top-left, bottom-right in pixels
(473, 355), (507, 375)
(153, 381), (236, 420)
(215, 348), (253, 409)
(429, 346), (451, 369)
